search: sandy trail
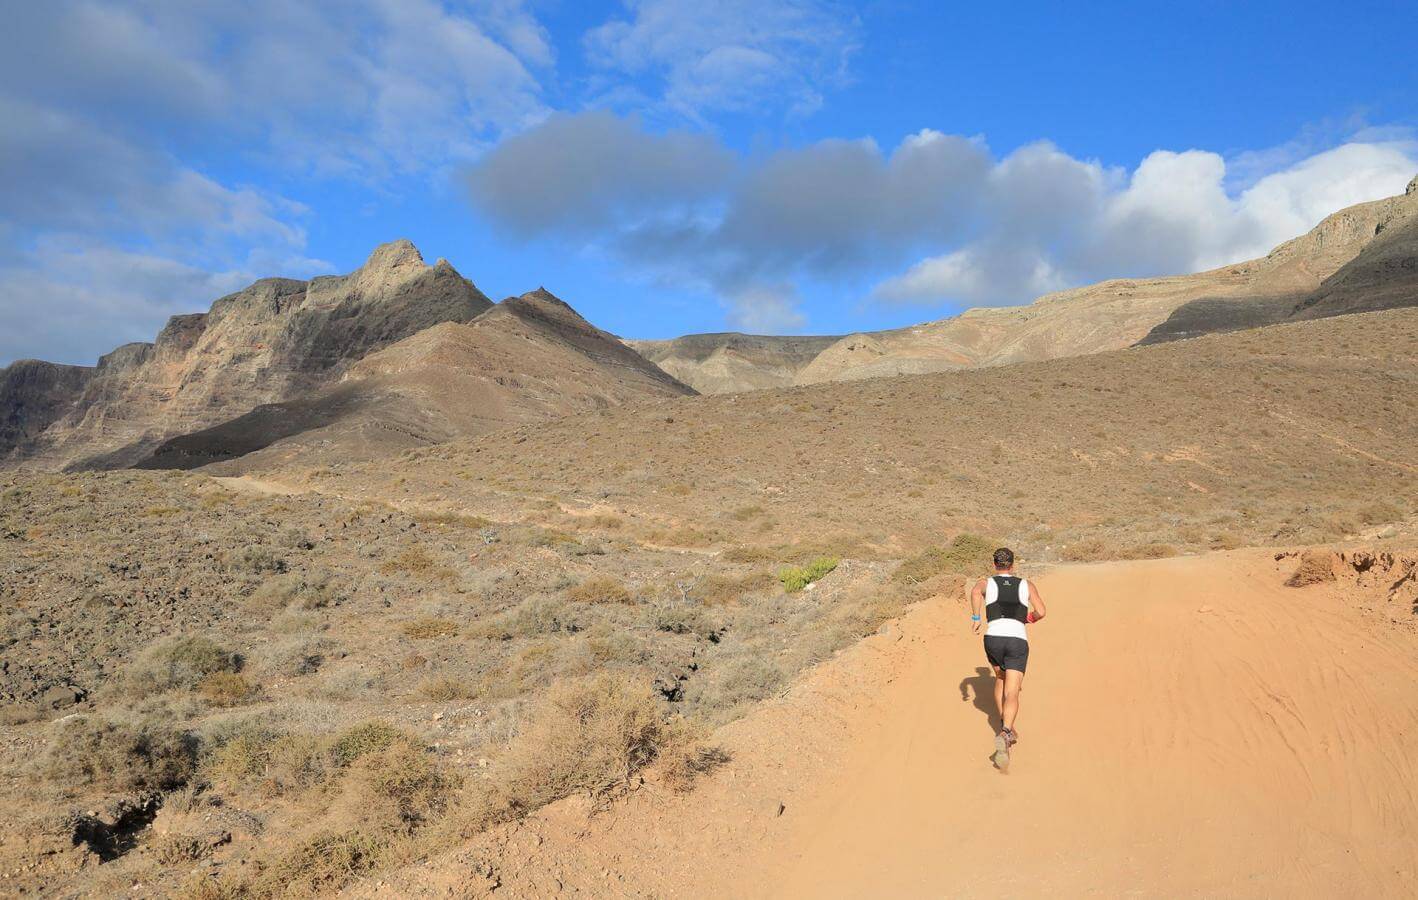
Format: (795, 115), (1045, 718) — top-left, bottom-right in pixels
(766, 554), (1418, 898)
(366, 551), (1418, 898)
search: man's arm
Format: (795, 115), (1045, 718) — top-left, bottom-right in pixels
(1028, 581), (1047, 622)
(969, 578), (986, 634)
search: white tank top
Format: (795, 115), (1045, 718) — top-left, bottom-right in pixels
(984, 574), (1031, 640)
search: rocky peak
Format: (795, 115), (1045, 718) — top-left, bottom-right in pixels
(364, 238), (426, 271)
(1407, 174), (1418, 196)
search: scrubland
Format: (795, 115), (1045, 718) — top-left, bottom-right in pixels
(2, 308), (1415, 896)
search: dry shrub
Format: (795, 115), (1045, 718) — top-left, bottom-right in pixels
(121, 635), (240, 697)
(151, 831), (214, 864)
(1060, 537), (1111, 562)
(691, 570), (775, 606)
(699, 656), (785, 712)
(332, 721), (412, 767)
(227, 546), (285, 575)
(566, 576), (633, 604)
(251, 636), (335, 678)
(401, 618), (458, 639)
(892, 533), (997, 583)
(494, 672), (664, 811)
(586, 514), (623, 529)
(656, 721), (731, 793)
(416, 676), (472, 702)
(379, 547), (454, 580)
(1122, 543), (1178, 560)
(729, 505), (765, 521)
(245, 829), (388, 899)
(211, 729), (327, 796)
(648, 603), (717, 639)
(347, 741), (455, 827)
(1287, 550), (1338, 587)
(197, 672), (259, 707)
(1210, 531), (1243, 550)
(46, 716), (198, 792)
(247, 573), (338, 613)
(468, 596), (578, 640)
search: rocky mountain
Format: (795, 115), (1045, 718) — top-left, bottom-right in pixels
(625, 333), (841, 394)
(633, 176), (1418, 392)
(0, 241), (493, 470)
(1141, 174), (1418, 342)
(135, 288), (694, 472)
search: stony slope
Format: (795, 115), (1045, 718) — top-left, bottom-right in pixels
(1142, 174), (1418, 342)
(134, 288), (695, 471)
(626, 333), (841, 394)
(3, 307), (1413, 898)
(0, 241), (493, 470)
(633, 176), (1418, 391)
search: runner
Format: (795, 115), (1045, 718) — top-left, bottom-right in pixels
(969, 547), (1046, 769)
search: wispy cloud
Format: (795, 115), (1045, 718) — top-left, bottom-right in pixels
(585, 0), (859, 119)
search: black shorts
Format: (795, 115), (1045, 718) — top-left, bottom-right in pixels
(983, 636), (1029, 673)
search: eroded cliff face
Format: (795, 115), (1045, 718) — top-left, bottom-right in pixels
(1, 240), (492, 470)
(133, 287), (695, 472)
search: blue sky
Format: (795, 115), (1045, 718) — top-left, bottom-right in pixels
(2, 0), (1416, 366)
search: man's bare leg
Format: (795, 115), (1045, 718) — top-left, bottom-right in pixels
(1001, 669), (1024, 732)
(992, 666), (1005, 728)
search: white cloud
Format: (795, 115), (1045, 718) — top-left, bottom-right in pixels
(727, 284), (808, 333)
(877, 139), (1418, 306)
(0, 240), (331, 367)
(0, 1), (548, 365)
(585, 0), (858, 117)
(467, 112), (1418, 325)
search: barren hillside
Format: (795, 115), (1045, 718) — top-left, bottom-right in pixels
(636, 176), (1418, 392)
(626, 333), (841, 394)
(133, 288), (693, 471)
(1, 307), (1413, 897)
(0, 241), (493, 470)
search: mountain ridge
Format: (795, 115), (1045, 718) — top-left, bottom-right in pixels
(636, 175), (1418, 391)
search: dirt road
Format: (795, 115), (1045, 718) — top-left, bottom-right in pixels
(367, 551), (1418, 898)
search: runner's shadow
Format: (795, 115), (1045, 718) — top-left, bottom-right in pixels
(958, 666), (1000, 734)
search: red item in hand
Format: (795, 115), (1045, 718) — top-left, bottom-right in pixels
(1026, 611), (1038, 624)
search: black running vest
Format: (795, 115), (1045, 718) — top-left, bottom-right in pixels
(985, 575), (1028, 623)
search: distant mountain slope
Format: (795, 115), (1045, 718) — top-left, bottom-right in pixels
(135, 288), (694, 472)
(1141, 175), (1418, 343)
(625, 333), (841, 394)
(631, 176), (1418, 391)
(0, 240), (493, 470)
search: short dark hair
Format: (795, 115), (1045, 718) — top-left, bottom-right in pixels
(993, 547), (1014, 569)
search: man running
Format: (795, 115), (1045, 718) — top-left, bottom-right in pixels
(970, 547), (1046, 769)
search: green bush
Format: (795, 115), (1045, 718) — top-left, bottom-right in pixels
(778, 556), (838, 592)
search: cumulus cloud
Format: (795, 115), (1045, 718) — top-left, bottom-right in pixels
(727, 284), (808, 332)
(0, 1), (547, 365)
(467, 111), (734, 235)
(0, 240), (331, 367)
(585, 0), (858, 117)
(467, 112), (1418, 328)
(878, 138), (1418, 305)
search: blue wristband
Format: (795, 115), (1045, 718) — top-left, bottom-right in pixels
(970, 614), (981, 621)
